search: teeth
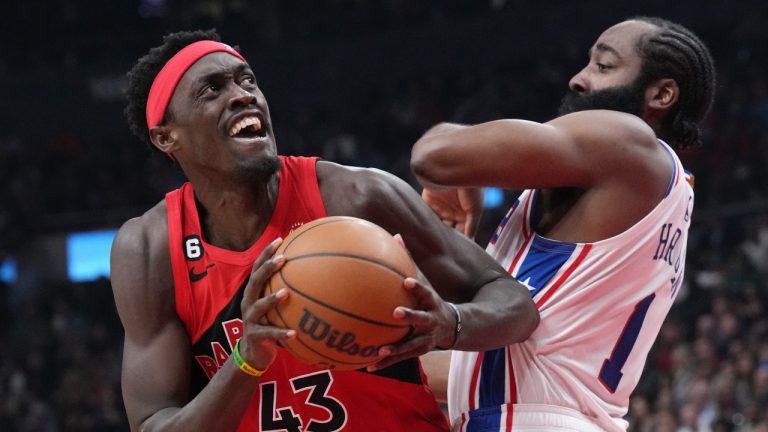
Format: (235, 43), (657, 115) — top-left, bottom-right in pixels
(228, 116), (263, 137)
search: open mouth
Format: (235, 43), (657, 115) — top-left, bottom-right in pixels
(228, 116), (267, 139)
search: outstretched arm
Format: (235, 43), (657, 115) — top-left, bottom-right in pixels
(411, 110), (668, 191)
(411, 110), (676, 242)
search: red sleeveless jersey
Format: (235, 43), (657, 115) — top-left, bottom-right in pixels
(166, 156), (448, 431)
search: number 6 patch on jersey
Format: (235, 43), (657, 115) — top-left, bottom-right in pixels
(183, 235), (204, 261)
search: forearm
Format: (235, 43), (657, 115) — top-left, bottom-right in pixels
(420, 122), (468, 140)
(411, 123), (470, 189)
(138, 359), (260, 432)
(450, 277), (539, 352)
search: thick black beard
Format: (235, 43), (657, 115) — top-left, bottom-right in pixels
(558, 77), (647, 117)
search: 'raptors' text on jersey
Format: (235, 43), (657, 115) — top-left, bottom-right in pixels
(448, 141), (694, 432)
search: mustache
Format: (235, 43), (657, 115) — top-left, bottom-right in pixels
(558, 83), (646, 117)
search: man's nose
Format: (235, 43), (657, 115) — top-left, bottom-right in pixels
(568, 67), (590, 93)
(228, 85), (257, 109)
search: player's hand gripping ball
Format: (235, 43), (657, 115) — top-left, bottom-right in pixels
(264, 216), (417, 370)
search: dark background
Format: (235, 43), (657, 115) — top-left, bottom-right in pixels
(1, 1), (767, 430)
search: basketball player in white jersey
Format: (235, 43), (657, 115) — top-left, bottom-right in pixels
(409, 17), (716, 431)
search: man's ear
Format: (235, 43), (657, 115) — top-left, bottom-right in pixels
(148, 126), (179, 155)
(646, 78), (679, 111)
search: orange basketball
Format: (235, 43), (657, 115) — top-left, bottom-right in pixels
(264, 216), (417, 370)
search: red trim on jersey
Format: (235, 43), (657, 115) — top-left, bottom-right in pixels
(505, 348), (516, 431)
(459, 412), (468, 431)
(468, 352), (485, 410)
(166, 187), (195, 332)
(535, 244), (592, 309)
(507, 234), (533, 275)
(521, 191), (534, 239)
(506, 348), (517, 403)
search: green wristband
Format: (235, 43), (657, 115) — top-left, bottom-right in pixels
(233, 338), (267, 377)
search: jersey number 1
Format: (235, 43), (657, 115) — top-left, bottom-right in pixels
(598, 293), (656, 394)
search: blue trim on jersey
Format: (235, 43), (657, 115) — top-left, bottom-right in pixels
(468, 348), (507, 431)
(466, 405), (504, 431)
(479, 348), (507, 408)
(515, 236), (577, 298)
(659, 140), (678, 198)
(490, 199), (519, 245)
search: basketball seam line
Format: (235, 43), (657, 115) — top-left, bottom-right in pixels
(288, 252), (408, 278)
(283, 218), (358, 252)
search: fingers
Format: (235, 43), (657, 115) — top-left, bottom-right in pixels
(243, 237), (284, 305)
(464, 213), (478, 239)
(393, 233), (406, 249)
(459, 188), (484, 239)
(367, 279), (451, 372)
(367, 336), (432, 371)
(245, 287), (290, 322)
(402, 277), (439, 310)
(242, 289), (296, 343)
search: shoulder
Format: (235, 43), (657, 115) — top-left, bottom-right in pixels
(547, 110), (659, 151)
(112, 200), (169, 264)
(316, 160), (404, 190)
(316, 160), (415, 217)
(111, 200), (176, 333)
(550, 110), (671, 184)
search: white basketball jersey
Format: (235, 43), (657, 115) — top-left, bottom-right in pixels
(448, 141), (693, 432)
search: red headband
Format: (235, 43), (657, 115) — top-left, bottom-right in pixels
(145, 40), (247, 128)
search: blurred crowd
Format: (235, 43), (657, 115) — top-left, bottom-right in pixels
(1, 1), (768, 431)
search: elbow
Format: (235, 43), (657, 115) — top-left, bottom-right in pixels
(410, 138), (449, 187)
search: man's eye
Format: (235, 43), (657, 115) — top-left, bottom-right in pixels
(203, 84), (218, 94)
(241, 76), (255, 85)
(596, 63), (611, 72)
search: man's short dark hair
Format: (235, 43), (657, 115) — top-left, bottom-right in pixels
(124, 29), (222, 149)
(633, 17), (716, 151)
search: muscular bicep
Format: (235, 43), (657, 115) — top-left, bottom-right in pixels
(121, 319), (192, 430)
(411, 111), (659, 191)
(320, 163), (509, 301)
(111, 217), (191, 430)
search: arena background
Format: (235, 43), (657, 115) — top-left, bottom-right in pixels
(1, 1), (767, 430)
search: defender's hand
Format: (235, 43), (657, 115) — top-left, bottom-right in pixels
(421, 187), (484, 239)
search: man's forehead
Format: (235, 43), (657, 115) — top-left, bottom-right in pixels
(593, 20), (658, 56)
(180, 52), (249, 83)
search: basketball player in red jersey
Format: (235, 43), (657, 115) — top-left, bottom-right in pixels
(110, 30), (539, 431)
(411, 18), (715, 431)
